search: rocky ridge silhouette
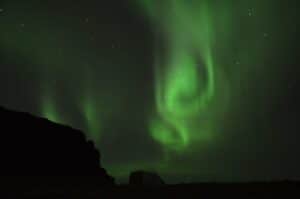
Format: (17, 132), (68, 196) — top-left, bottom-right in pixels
(0, 106), (114, 186)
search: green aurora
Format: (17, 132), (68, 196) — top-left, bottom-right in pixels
(0, 0), (299, 182)
(139, 1), (229, 152)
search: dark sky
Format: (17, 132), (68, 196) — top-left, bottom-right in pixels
(0, 0), (299, 183)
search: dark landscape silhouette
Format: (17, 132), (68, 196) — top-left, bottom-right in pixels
(0, 106), (114, 189)
(129, 170), (165, 186)
(0, 106), (299, 198)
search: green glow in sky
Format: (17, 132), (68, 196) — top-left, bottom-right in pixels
(0, 0), (295, 182)
(137, 0), (228, 151)
(41, 94), (61, 124)
(81, 94), (102, 143)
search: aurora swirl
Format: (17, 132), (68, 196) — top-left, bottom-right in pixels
(0, 0), (298, 182)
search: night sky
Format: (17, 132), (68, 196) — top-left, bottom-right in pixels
(0, 0), (299, 183)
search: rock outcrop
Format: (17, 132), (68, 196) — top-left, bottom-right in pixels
(0, 106), (114, 186)
(129, 170), (165, 186)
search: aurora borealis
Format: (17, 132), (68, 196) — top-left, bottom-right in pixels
(140, 0), (227, 152)
(0, 0), (299, 183)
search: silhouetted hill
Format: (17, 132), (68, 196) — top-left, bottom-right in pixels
(1, 106), (299, 198)
(6, 181), (300, 198)
(129, 170), (165, 186)
(0, 106), (114, 185)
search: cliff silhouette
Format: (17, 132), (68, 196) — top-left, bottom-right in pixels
(0, 106), (299, 198)
(0, 106), (114, 186)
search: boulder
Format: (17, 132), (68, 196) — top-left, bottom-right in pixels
(129, 170), (165, 186)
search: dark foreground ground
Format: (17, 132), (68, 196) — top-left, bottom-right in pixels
(2, 180), (299, 198)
